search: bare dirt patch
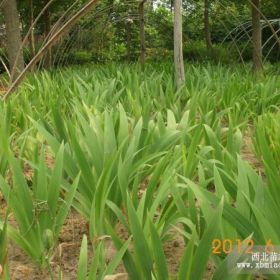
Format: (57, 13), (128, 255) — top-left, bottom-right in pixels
(4, 208), (187, 279)
(1, 131), (267, 279)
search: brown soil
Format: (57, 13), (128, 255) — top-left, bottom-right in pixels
(0, 131), (267, 280)
(2, 207), (187, 280)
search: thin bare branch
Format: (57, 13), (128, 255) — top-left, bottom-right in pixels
(3, 0), (100, 100)
(247, 0), (280, 49)
(10, 0), (56, 79)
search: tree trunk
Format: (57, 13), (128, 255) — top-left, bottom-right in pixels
(28, 0), (36, 64)
(174, 0), (185, 89)
(139, 0), (147, 69)
(2, 0), (25, 82)
(204, 0), (212, 51)
(44, 1), (52, 69)
(251, 0), (262, 73)
(4, 0), (101, 99)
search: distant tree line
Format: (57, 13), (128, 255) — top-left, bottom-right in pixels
(1, 0), (280, 86)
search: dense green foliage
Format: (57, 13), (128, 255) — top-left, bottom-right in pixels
(1, 63), (280, 278)
(0, 0), (279, 71)
(0, 1), (280, 278)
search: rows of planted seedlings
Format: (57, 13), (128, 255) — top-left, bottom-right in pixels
(0, 64), (280, 279)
